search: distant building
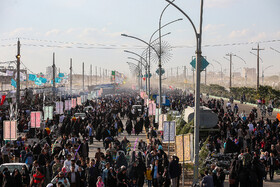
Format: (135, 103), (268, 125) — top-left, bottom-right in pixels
(45, 66), (57, 79)
(242, 68), (256, 81)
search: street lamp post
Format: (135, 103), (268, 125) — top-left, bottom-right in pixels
(262, 65), (273, 85)
(147, 18), (183, 98)
(213, 60), (223, 85)
(121, 34), (161, 93)
(127, 56), (148, 93)
(166, 0), (204, 185)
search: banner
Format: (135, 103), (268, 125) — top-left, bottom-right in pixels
(55, 77), (61, 83)
(71, 98), (77, 108)
(31, 111), (41, 128)
(56, 101), (64, 114)
(39, 77), (47, 84)
(175, 133), (193, 162)
(44, 106), (53, 120)
(34, 78), (42, 86)
(3, 120), (17, 140)
(156, 95), (166, 104)
(155, 108), (161, 124)
(65, 100), (71, 110)
(148, 102), (156, 116)
(0, 95), (6, 106)
(6, 70), (14, 76)
(77, 97), (81, 106)
(163, 121), (176, 143)
(140, 91), (145, 99)
(158, 114), (167, 131)
(11, 79), (17, 88)
(58, 73), (64, 78)
(29, 74), (37, 81)
(15, 72), (26, 81)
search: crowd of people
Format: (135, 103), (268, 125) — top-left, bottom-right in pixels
(200, 97), (280, 187)
(0, 88), (279, 187)
(0, 91), (182, 187)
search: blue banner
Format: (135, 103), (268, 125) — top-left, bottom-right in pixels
(39, 77), (47, 84)
(55, 78), (61, 83)
(28, 74), (37, 81)
(58, 73), (64, 78)
(35, 78), (42, 86)
(11, 79), (17, 88)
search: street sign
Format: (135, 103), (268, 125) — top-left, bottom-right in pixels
(190, 57), (209, 71)
(156, 68), (165, 75)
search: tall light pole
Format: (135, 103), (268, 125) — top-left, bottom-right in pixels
(127, 56), (147, 92)
(121, 34), (160, 93)
(124, 50), (148, 93)
(262, 65), (273, 85)
(52, 52), (56, 101)
(16, 39), (21, 109)
(166, 0), (204, 185)
(147, 18), (183, 98)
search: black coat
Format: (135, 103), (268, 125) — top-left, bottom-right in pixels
(168, 156), (181, 179)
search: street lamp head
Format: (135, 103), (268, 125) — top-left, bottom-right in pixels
(121, 34), (128, 37)
(178, 18), (183, 21)
(124, 50), (129, 53)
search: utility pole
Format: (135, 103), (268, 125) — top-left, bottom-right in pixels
(70, 58), (72, 96)
(103, 68), (104, 83)
(82, 62), (84, 91)
(176, 66), (178, 81)
(16, 39), (21, 109)
(99, 67), (101, 83)
(52, 52), (56, 101)
(252, 44), (264, 90)
(204, 68), (207, 85)
(226, 53), (236, 88)
(90, 65), (92, 86)
(183, 66), (187, 80)
(95, 66), (97, 85)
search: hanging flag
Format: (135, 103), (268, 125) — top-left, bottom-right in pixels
(29, 74), (37, 81)
(39, 77), (47, 84)
(55, 78), (61, 83)
(0, 95), (6, 106)
(277, 113), (280, 121)
(15, 72), (26, 81)
(58, 73), (64, 78)
(6, 70), (14, 76)
(35, 78), (42, 86)
(11, 79), (17, 88)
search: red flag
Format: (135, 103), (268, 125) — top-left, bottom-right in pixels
(0, 95), (6, 105)
(277, 113), (280, 121)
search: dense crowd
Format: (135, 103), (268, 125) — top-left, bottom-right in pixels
(0, 92), (181, 187)
(200, 97), (280, 187)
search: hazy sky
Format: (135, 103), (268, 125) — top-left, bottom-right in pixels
(0, 0), (280, 77)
